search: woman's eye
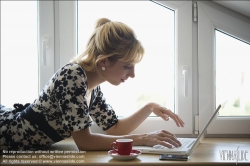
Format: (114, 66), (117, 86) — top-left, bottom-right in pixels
(124, 66), (132, 70)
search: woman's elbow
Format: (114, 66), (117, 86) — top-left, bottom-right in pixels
(105, 123), (130, 135)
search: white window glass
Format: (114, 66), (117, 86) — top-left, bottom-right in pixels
(216, 30), (250, 116)
(77, 1), (175, 117)
(1, 1), (38, 107)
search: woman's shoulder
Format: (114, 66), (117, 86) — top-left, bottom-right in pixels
(59, 63), (87, 79)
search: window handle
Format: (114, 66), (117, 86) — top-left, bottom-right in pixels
(182, 66), (188, 97)
(42, 35), (49, 66)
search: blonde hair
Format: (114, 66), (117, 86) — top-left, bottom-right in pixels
(71, 18), (144, 72)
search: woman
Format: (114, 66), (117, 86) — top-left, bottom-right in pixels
(0, 18), (184, 151)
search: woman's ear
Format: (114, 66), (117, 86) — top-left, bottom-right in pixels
(98, 57), (107, 66)
(98, 54), (112, 64)
(97, 56), (110, 70)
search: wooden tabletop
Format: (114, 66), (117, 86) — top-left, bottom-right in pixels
(1, 137), (250, 166)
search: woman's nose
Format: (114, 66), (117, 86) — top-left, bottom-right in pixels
(129, 68), (135, 78)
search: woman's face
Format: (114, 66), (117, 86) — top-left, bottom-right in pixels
(101, 59), (135, 86)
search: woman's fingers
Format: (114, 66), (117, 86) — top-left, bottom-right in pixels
(145, 130), (182, 148)
(151, 103), (185, 127)
(158, 130), (182, 147)
(159, 107), (185, 127)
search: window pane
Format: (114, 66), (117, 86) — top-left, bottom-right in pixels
(216, 30), (250, 116)
(77, 1), (175, 117)
(1, 1), (38, 107)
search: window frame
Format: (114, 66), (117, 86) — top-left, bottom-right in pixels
(38, 1), (55, 91)
(197, 1), (250, 135)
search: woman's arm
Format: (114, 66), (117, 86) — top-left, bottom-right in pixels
(72, 102), (184, 151)
(105, 102), (184, 135)
(71, 127), (181, 151)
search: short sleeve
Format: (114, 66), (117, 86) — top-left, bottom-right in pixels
(55, 64), (92, 132)
(89, 86), (118, 131)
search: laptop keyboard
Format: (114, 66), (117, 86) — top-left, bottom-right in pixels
(153, 138), (193, 150)
(178, 138), (191, 147)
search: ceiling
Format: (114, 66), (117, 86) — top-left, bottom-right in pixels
(212, 1), (250, 18)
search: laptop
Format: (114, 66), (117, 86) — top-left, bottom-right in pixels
(133, 104), (223, 155)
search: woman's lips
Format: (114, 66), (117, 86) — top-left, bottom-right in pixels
(121, 79), (127, 82)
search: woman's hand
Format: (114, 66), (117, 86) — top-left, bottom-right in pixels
(138, 129), (182, 148)
(147, 103), (185, 127)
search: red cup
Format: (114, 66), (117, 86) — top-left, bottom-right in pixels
(111, 139), (133, 155)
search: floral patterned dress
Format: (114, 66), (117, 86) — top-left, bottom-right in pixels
(0, 63), (118, 150)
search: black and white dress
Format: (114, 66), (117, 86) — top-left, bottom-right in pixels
(0, 63), (118, 150)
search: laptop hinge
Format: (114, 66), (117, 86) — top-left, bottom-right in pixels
(194, 115), (199, 134)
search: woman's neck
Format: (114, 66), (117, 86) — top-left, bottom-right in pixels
(85, 70), (105, 93)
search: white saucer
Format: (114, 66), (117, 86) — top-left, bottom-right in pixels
(108, 149), (141, 161)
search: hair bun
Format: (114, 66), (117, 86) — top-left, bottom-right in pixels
(95, 18), (111, 29)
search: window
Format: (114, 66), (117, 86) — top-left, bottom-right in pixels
(1, 1), (38, 107)
(198, 1), (250, 134)
(59, 1), (193, 134)
(3, 0), (248, 136)
(2, 1), (197, 135)
(1, 1), (55, 107)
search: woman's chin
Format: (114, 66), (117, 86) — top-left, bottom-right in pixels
(108, 81), (121, 86)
